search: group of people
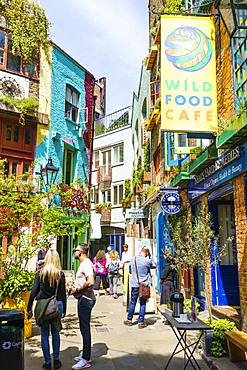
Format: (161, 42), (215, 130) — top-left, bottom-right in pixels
(93, 244), (130, 298)
(27, 244), (176, 370)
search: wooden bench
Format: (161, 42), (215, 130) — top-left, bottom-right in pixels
(225, 330), (247, 362)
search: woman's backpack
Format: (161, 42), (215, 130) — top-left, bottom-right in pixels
(108, 260), (119, 275)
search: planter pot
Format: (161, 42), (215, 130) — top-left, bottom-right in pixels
(135, 186), (143, 194)
(131, 195), (136, 202)
(2, 291), (32, 339)
(202, 329), (214, 356)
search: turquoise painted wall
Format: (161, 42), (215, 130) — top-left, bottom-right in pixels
(35, 45), (89, 183)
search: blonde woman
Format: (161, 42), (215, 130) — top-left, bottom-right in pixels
(27, 250), (67, 370)
(107, 250), (120, 299)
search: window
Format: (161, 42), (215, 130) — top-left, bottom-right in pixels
(65, 85), (80, 122)
(94, 187), (99, 204)
(113, 144), (124, 165)
(25, 127), (31, 145)
(233, 37), (247, 107)
(0, 30), (39, 78)
(150, 80), (160, 109)
(113, 184), (124, 205)
(102, 150), (111, 174)
(94, 151), (99, 169)
(102, 189), (111, 203)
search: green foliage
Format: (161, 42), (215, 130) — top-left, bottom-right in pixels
(0, 268), (35, 300)
(144, 139), (151, 172)
(94, 203), (112, 212)
(155, 97), (161, 109)
(122, 179), (132, 208)
(0, 0), (50, 63)
(0, 95), (39, 125)
(150, 25), (157, 38)
(184, 298), (200, 314)
(94, 122), (105, 136)
(0, 160), (89, 300)
(159, 0), (185, 13)
(205, 319), (237, 357)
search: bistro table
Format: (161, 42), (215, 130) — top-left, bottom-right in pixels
(160, 310), (211, 370)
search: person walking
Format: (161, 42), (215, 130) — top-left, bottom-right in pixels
(93, 250), (108, 296)
(124, 247), (156, 329)
(70, 244), (96, 370)
(27, 250), (67, 370)
(121, 244), (131, 264)
(160, 254), (177, 305)
(105, 245), (112, 262)
(107, 250), (120, 299)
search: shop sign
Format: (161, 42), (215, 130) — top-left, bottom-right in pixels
(125, 208), (147, 219)
(195, 146), (240, 183)
(160, 192), (182, 214)
(193, 142), (247, 192)
(161, 16), (217, 133)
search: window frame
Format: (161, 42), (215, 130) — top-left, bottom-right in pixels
(112, 144), (124, 165)
(0, 29), (39, 79)
(232, 37), (247, 108)
(113, 183), (124, 206)
(65, 85), (80, 123)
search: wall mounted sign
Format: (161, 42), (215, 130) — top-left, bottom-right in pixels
(161, 16), (217, 133)
(160, 192), (182, 214)
(193, 142), (247, 192)
(126, 208), (147, 219)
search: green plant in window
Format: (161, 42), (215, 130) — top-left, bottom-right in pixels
(121, 179), (131, 208)
(0, 95), (38, 125)
(0, 0), (50, 63)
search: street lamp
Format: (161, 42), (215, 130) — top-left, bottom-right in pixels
(214, 0), (247, 38)
(39, 158), (59, 189)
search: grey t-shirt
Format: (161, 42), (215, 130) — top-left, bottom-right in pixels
(75, 259), (95, 300)
(129, 255), (156, 288)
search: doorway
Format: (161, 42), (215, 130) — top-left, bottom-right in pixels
(210, 193), (240, 306)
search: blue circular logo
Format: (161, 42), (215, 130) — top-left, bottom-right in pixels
(161, 192), (181, 215)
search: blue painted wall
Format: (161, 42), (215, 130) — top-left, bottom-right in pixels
(36, 45), (89, 183)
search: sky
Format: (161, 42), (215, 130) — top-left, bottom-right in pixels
(40, 0), (149, 114)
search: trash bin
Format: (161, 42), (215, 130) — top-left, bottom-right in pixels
(0, 309), (24, 370)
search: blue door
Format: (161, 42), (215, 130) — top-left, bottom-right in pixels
(156, 212), (173, 293)
(210, 202), (240, 306)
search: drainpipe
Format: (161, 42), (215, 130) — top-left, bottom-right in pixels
(87, 87), (96, 247)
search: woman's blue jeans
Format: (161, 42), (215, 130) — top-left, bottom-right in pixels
(41, 301), (63, 365)
(127, 287), (147, 324)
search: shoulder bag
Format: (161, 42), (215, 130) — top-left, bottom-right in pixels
(134, 257), (151, 300)
(43, 274), (61, 321)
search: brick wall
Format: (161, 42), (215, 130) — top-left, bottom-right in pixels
(215, 17), (235, 120)
(233, 175), (247, 331)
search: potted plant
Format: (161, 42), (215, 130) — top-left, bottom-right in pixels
(203, 319), (237, 357)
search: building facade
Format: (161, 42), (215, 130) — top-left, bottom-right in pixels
(91, 106), (133, 256)
(35, 44), (95, 270)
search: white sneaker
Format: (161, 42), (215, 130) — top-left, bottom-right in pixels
(74, 352), (83, 362)
(72, 358), (92, 369)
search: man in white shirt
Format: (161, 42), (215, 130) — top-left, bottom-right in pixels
(71, 244), (95, 369)
(121, 244), (131, 264)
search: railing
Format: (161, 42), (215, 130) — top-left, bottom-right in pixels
(94, 106), (131, 137)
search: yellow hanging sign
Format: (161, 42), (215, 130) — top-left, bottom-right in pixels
(161, 15), (218, 133)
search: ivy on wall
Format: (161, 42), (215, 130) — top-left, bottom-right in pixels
(0, 0), (50, 63)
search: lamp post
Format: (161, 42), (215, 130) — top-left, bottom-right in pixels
(39, 158), (59, 190)
(214, 0), (247, 38)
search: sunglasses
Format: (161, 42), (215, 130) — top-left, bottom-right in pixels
(73, 249), (81, 253)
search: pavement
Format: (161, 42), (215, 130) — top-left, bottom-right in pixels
(24, 291), (246, 370)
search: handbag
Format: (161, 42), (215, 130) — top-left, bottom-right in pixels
(134, 257), (151, 300)
(42, 274), (60, 321)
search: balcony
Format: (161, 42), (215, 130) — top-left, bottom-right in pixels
(146, 45), (158, 71)
(97, 166), (112, 189)
(216, 112), (247, 149)
(145, 108), (160, 131)
(188, 144), (218, 175)
(94, 106), (131, 137)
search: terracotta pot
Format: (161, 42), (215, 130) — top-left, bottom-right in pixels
(143, 172), (151, 183)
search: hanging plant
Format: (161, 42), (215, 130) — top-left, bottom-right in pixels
(0, 0), (51, 63)
(0, 95), (39, 125)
